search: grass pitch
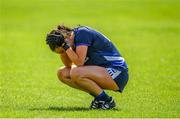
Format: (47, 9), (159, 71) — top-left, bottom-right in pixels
(0, 0), (180, 118)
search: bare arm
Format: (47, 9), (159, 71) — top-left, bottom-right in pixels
(65, 45), (88, 66)
(60, 52), (72, 67)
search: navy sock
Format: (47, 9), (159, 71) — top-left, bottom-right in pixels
(95, 91), (110, 101)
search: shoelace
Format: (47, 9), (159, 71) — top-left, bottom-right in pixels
(91, 100), (100, 108)
(101, 99), (114, 109)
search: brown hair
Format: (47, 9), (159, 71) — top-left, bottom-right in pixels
(57, 24), (73, 32)
(55, 24), (73, 38)
(47, 24), (73, 39)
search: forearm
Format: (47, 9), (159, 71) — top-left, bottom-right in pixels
(60, 52), (72, 67)
(65, 48), (84, 66)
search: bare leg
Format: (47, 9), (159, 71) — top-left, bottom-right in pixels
(57, 66), (91, 94)
(70, 66), (119, 96)
(58, 66), (118, 109)
(72, 76), (103, 96)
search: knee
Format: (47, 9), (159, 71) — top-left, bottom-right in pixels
(57, 67), (70, 82)
(70, 67), (84, 82)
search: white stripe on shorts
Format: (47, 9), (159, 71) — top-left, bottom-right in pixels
(106, 68), (121, 80)
(104, 56), (125, 61)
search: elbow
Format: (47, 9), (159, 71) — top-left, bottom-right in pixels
(76, 64), (84, 67)
(74, 61), (84, 67)
(64, 64), (72, 68)
(75, 63), (84, 67)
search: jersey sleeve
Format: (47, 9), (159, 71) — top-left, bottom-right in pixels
(74, 29), (93, 47)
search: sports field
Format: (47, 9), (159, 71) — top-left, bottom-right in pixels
(0, 0), (180, 118)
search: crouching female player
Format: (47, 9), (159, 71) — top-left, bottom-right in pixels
(46, 25), (129, 110)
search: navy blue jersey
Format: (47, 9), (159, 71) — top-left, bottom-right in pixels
(73, 26), (128, 69)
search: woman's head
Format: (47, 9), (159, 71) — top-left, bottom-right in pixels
(46, 29), (65, 52)
(46, 24), (73, 53)
(57, 24), (73, 38)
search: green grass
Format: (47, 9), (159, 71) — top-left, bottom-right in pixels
(1, 0), (180, 118)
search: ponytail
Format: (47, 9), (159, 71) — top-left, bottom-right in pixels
(57, 24), (72, 32)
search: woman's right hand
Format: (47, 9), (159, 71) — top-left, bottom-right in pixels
(54, 47), (65, 54)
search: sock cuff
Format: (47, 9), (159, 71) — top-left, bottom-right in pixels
(95, 91), (109, 101)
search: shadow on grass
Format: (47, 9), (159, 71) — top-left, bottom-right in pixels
(30, 106), (120, 111)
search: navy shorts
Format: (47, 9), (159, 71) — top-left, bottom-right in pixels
(106, 67), (129, 92)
